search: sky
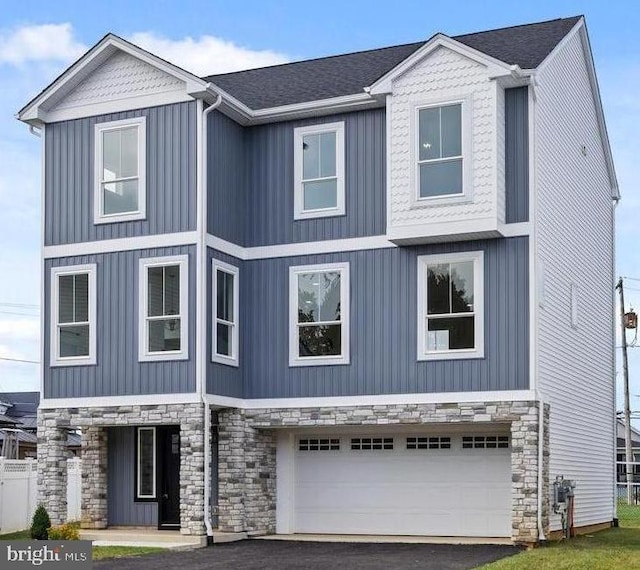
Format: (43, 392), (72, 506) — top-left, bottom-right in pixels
(0, 0), (639, 421)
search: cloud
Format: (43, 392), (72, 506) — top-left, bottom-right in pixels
(0, 23), (86, 66)
(128, 31), (289, 75)
(0, 319), (39, 342)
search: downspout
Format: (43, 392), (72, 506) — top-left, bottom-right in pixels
(199, 92), (223, 541)
(525, 69), (547, 544)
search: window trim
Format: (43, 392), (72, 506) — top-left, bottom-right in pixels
(417, 251), (484, 361)
(50, 263), (97, 367)
(135, 427), (156, 501)
(138, 255), (189, 362)
(94, 116), (147, 225)
(293, 121), (346, 220)
(411, 96), (472, 206)
(212, 259), (240, 367)
(289, 261), (350, 367)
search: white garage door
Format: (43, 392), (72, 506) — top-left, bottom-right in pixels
(292, 434), (512, 537)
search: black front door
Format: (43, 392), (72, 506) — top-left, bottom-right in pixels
(158, 426), (180, 529)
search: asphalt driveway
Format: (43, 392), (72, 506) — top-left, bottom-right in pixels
(94, 539), (522, 570)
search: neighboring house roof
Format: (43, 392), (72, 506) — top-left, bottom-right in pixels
(204, 16), (581, 110)
(617, 419), (640, 447)
(0, 392), (39, 420)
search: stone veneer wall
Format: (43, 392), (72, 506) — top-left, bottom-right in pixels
(217, 400), (549, 544)
(38, 403), (206, 535)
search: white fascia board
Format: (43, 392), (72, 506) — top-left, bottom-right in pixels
(369, 34), (512, 96)
(43, 231), (198, 259)
(39, 392), (201, 410)
(18, 34), (208, 125)
(206, 390), (538, 410)
(206, 233), (397, 261)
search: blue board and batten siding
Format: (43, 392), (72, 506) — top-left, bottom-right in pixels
(44, 246), (196, 399)
(207, 108), (386, 247)
(505, 86), (529, 223)
(107, 427), (157, 526)
(206, 237), (529, 398)
(44, 101), (197, 246)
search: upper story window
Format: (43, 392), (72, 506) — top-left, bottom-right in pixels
(416, 101), (467, 200)
(50, 264), (97, 367)
(138, 255), (188, 362)
(289, 262), (350, 366)
(94, 117), (146, 224)
(417, 251), (484, 360)
(212, 259), (239, 367)
(294, 122), (345, 220)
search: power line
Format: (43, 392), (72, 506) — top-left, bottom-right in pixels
(0, 311), (39, 317)
(0, 356), (39, 364)
(0, 302), (39, 309)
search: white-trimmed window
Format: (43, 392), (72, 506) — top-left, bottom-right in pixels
(94, 117), (146, 224)
(212, 259), (239, 366)
(139, 255), (188, 362)
(415, 99), (470, 201)
(417, 251), (484, 360)
(50, 264), (97, 367)
(294, 122), (345, 219)
(289, 262), (350, 366)
(136, 427), (156, 500)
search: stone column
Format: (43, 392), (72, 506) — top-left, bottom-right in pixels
(80, 427), (108, 529)
(37, 412), (68, 525)
(510, 403), (544, 544)
(217, 408), (247, 532)
(180, 405), (206, 535)
(217, 409), (277, 534)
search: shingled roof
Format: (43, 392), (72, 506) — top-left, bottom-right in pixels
(204, 16), (581, 110)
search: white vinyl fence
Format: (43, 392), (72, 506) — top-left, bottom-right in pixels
(0, 458), (81, 534)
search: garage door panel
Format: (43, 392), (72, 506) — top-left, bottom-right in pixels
(291, 434), (512, 537)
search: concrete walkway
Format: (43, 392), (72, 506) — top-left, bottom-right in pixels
(81, 529), (245, 549)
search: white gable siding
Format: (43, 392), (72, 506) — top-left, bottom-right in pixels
(535, 29), (615, 531)
(48, 51), (186, 113)
(388, 46), (501, 240)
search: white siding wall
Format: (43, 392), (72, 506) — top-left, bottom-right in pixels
(535, 27), (615, 530)
(48, 51), (185, 112)
(388, 46), (499, 238)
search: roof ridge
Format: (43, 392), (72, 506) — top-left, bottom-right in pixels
(453, 15), (582, 39)
(203, 15), (582, 80)
(203, 40), (425, 79)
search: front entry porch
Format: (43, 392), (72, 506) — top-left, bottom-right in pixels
(37, 403), (206, 536)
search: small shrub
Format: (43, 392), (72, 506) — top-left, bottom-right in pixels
(47, 523), (80, 541)
(30, 505), (51, 540)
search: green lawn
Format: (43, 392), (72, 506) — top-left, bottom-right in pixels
(0, 529), (164, 560)
(477, 505), (640, 570)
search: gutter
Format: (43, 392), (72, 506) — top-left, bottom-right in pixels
(198, 91), (223, 541)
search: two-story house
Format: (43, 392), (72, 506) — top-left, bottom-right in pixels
(18, 15), (617, 544)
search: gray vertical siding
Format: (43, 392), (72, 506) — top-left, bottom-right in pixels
(207, 111), (246, 245)
(206, 248), (244, 397)
(44, 245), (196, 398)
(207, 108), (386, 246)
(505, 87), (529, 223)
(206, 237), (529, 398)
(107, 427), (158, 526)
(45, 102), (197, 245)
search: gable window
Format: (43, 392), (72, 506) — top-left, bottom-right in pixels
(139, 255), (188, 362)
(136, 427), (156, 500)
(94, 117), (146, 224)
(50, 264), (97, 366)
(294, 122), (345, 219)
(289, 262), (350, 366)
(212, 259), (239, 366)
(417, 251), (484, 360)
(416, 102), (465, 199)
